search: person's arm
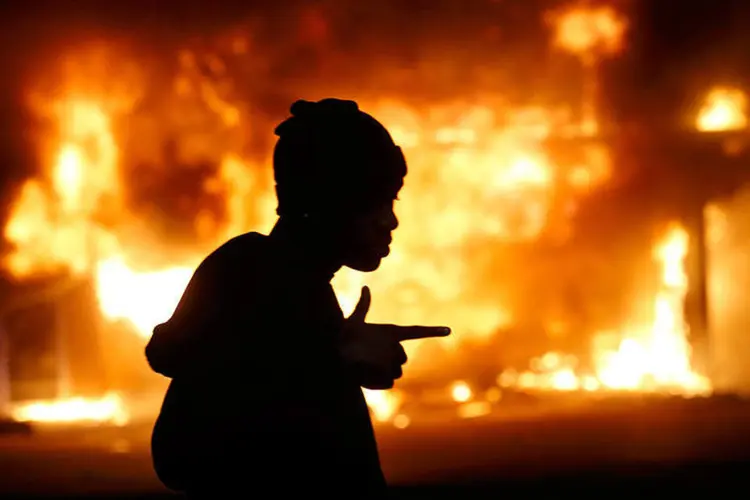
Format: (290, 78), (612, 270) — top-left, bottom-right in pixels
(145, 256), (226, 379)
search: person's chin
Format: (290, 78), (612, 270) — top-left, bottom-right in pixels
(346, 254), (385, 273)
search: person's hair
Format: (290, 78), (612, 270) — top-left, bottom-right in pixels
(273, 98), (407, 219)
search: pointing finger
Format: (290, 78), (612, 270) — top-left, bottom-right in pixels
(390, 325), (451, 342)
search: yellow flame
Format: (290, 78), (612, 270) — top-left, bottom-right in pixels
(500, 224), (711, 395)
(363, 389), (404, 423)
(11, 393), (129, 425)
(696, 87), (748, 132)
(549, 5), (627, 57)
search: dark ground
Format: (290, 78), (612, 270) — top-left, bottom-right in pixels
(1, 394), (749, 498)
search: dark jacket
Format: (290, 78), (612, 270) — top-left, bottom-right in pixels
(146, 230), (385, 496)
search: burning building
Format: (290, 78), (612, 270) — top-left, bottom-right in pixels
(0, 1), (747, 430)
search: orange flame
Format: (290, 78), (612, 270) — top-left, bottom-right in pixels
(0, 6), (713, 426)
(696, 87), (748, 132)
(549, 5), (628, 58)
(499, 224), (711, 395)
(11, 392), (128, 425)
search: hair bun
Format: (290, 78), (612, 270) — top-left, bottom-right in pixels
(290, 98), (359, 118)
(276, 98), (361, 137)
(289, 99), (318, 117)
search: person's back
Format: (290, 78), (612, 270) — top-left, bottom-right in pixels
(146, 98), (450, 498)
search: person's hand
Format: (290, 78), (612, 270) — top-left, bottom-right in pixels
(338, 286), (451, 390)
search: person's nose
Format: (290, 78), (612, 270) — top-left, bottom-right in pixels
(383, 209), (398, 231)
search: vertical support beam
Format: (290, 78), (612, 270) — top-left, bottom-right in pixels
(0, 321), (11, 414)
(684, 201), (710, 378)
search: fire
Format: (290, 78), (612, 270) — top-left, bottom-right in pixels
(331, 102), (610, 342)
(4, 99), (122, 276)
(0, 4), (714, 427)
(500, 224), (711, 395)
(363, 389), (404, 423)
(450, 381), (473, 403)
(1, 93), (609, 425)
(95, 258), (195, 338)
(549, 5), (627, 57)
(547, 5), (628, 137)
(10, 392), (128, 425)
(3, 96), (274, 339)
(696, 87), (748, 132)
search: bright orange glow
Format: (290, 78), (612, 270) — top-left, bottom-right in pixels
(549, 5), (627, 57)
(499, 224), (711, 395)
(0, 5), (713, 426)
(696, 87), (748, 132)
(363, 389), (404, 424)
(10, 393), (129, 425)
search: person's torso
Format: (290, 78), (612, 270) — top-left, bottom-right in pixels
(151, 232), (384, 492)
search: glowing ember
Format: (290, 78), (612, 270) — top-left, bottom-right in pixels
(392, 414), (411, 429)
(696, 87), (748, 132)
(10, 393), (129, 425)
(457, 401), (492, 420)
(450, 381), (473, 403)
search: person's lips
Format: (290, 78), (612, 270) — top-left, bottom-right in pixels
(377, 236), (392, 257)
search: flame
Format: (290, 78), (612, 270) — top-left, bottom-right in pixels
(3, 96), (275, 338)
(696, 87), (748, 132)
(549, 5), (627, 58)
(363, 389), (404, 423)
(10, 392), (129, 425)
(331, 102), (609, 344)
(500, 224), (711, 395)
(96, 258), (195, 336)
(4, 100), (122, 276)
(547, 5), (627, 137)
(0, 5), (713, 426)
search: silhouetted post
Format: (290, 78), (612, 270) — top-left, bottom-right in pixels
(684, 202), (710, 377)
(0, 321), (10, 413)
(651, 131), (750, 381)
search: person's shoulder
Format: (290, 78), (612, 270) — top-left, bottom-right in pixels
(198, 232), (271, 282)
(214, 232), (269, 260)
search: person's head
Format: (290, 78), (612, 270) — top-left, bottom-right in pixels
(273, 98), (407, 272)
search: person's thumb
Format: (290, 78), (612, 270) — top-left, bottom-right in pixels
(348, 286), (371, 323)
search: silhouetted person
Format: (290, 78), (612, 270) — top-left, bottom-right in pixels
(146, 98), (451, 498)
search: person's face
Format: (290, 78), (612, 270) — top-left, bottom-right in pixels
(335, 197), (399, 273)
